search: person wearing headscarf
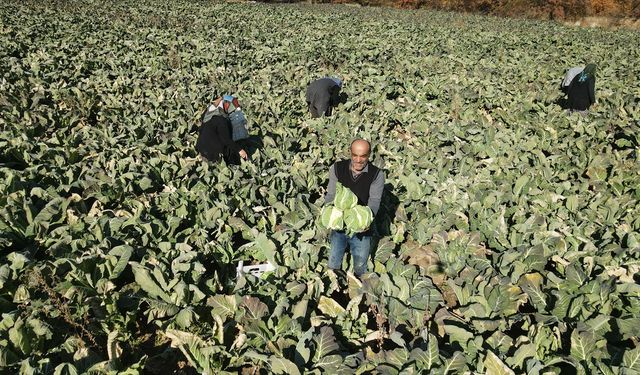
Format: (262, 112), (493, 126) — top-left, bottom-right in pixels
(562, 64), (597, 112)
(306, 77), (343, 118)
(196, 95), (248, 164)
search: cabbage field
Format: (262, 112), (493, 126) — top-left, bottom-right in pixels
(1, 0), (640, 374)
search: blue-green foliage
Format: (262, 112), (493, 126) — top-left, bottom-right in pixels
(1, 0), (639, 373)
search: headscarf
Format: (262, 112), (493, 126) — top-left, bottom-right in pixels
(214, 94), (241, 115)
(329, 77), (343, 88)
(578, 64), (597, 83)
(202, 94), (241, 124)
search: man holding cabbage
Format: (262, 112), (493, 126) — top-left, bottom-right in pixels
(322, 139), (385, 276)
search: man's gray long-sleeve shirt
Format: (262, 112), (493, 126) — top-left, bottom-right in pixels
(324, 161), (385, 215)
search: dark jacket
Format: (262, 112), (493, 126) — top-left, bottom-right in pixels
(306, 78), (341, 118)
(567, 74), (596, 111)
(195, 115), (241, 164)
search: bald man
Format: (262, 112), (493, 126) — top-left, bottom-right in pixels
(324, 139), (385, 276)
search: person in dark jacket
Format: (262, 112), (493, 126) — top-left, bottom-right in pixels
(306, 77), (343, 118)
(324, 139), (385, 276)
(561, 64), (596, 113)
(196, 97), (247, 164)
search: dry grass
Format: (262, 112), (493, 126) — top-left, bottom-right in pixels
(568, 16), (640, 29)
(254, 0), (640, 29)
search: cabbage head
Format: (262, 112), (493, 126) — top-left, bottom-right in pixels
(320, 205), (344, 230)
(343, 205), (373, 234)
(334, 182), (358, 210)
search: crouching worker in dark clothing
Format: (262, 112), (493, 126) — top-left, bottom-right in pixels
(561, 64), (597, 113)
(306, 77), (343, 118)
(196, 95), (248, 164)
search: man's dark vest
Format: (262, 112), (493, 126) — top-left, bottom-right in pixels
(335, 159), (380, 207)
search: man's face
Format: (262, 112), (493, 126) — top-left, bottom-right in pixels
(350, 141), (370, 173)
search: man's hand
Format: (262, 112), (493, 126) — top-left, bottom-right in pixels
(239, 149), (248, 160)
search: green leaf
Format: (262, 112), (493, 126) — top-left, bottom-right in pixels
(521, 246), (546, 273)
(8, 321), (32, 355)
(399, 173), (424, 201)
(623, 346), (640, 372)
(295, 328), (313, 366)
(487, 284), (524, 317)
(484, 351), (515, 375)
(175, 308), (196, 328)
(566, 265), (588, 287)
(32, 197), (65, 227)
(374, 237), (396, 263)
(315, 354), (342, 371)
(521, 283), (547, 311)
(286, 281), (307, 299)
(165, 330), (211, 373)
(595, 361), (617, 375)
(313, 326), (339, 364)
(0, 265), (10, 289)
(245, 321), (271, 346)
(551, 289), (572, 319)
(317, 296), (346, 318)
(411, 336), (440, 370)
(388, 331), (405, 347)
(13, 284), (30, 303)
(138, 177), (154, 191)
(385, 348), (410, 369)
(0, 347), (20, 367)
(130, 262), (172, 302)
(444, 323), (474, 347)
(108, 245), (132, 279)
(292, 299), (309, 320)
(53, 363), (79, 375)
(506, 343), (536, 369)
(486, 331), (513, 353)
(241, 296), (268, 320)
(255, 233), (278, 265)
(146, 298), (180, 320)
(618, 318), (640, 340)
(270, 356), (301, 375)
(570, 329), (596, 362)
(207, 295), (237, 320)
(7, 253), (29, 273)
(27, 318), (52, 339)
(107, 331), (122, 361)
(586, 164), (607, 181)
(585, 315), (611, 336)
(513, 175), (529, 196)
(566, 195), (579, 212)
(441, 351), (466, 374)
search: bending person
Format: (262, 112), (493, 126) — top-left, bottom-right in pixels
(306, 77), (343, 118)
(561, 64), (596, 113)
(196, 95), (248, 164)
